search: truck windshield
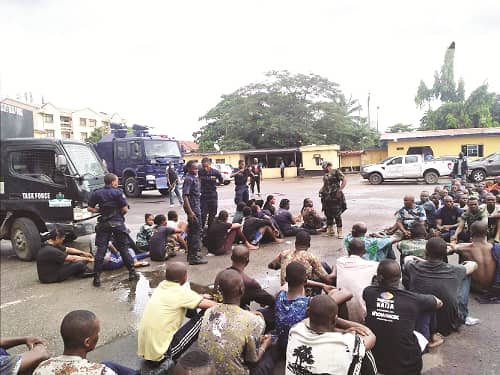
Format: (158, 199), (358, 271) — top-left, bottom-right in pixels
(64, 143), (105, 177)
(144, 140), (181, 158)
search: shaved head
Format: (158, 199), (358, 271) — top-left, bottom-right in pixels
(165, 262), (187, 283)
(309, 295), (338, 328)
(60, 310), (98, 351)
(348, 238), (365, 256)
(231, 245), (249, 265)
(217, 269), (244, 301)
(377, 259), (401, 287)
(352, 222), (367, 237)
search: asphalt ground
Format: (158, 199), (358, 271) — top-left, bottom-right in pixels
(1, 176), (499, 374)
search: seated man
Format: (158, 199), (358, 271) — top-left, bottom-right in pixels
(334, 239), (378, 322)
(435, 196), (463, 242)
(363, 260), (442, 375)
(286, 295), (376, 375)
(166, 210), (188, 251)
(37, 227), (94, 283)
(417, 190), (437, 229)
(300, 198), (325, 233)
(34, 310), (135, 375)
(451, 197), (488, 243)
(242, 207), (283, 246)
(389, 195), (426, 240)
(450, 222), (498, 292)
(396, 223), (429, 265)
(0, 336), (49, 375)
(404, 237), (479, 336)
(481, 193), (500, 242)
(275, 262), (352, 355)
(268, 230), (335, 287)
(172, 350), (215, 375)
(205, 211), (257, 255)
(102, 241), (149, 271)
(274, 198), (302, 237)
(198, 269), (275, 375)
(214, 246), (275, 327)
(344, 222), (398, 261)
(148, 214), (182, 261)
(138, 262), (216, 363)
(232, 202), (247, 224)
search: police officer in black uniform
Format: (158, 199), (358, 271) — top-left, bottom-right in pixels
(88, 173), (138, 287)
(182, 160), (208, 265)
(231, 159), (251, 205)
(198, 157), (223, 231)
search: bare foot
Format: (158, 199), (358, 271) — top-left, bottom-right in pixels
(246, 243), (259, 250)
(428, 333), (444, 348)
(274, 238), (285, 244)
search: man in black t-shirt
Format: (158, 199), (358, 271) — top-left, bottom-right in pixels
(363, 260), (441, 375)
(149, 214), (180, 261)
(404, 237), (479, 336)
(435, 196), (464, 242)
(204, 211), (257, 255)
(242, 207), (283, 246)
(36, 228), (94, 283)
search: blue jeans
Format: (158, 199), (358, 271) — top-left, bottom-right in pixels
(169, 185), (183, 205)
(102, 361), (138, 375)
(416, 311), (438, 340)
(457, 275), (472, 322)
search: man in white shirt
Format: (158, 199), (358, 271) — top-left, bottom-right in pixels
(286, 295), (376, 375)
(334, 238), (378, 322)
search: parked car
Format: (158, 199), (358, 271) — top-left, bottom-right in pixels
(467, 153), (500, 182)
(361, 154), (453, 185)
(213, 163), (233, 185)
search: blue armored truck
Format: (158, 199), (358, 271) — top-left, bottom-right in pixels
(94, 124), (183, 197)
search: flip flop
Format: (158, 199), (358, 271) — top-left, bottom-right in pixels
(135, 261), (149, 268)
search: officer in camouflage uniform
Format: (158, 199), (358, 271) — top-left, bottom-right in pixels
(319, 161), (347, 238)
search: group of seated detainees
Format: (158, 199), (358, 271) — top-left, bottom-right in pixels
(18, 179), (500, 374)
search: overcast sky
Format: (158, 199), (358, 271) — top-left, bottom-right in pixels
(1, 0), (499, 140)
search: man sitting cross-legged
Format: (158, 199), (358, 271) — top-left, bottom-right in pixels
(204, 210), (257, 255)
(364, 260), (442, 375)
(344, 222), (398, 262)
(286, 295), (377, 375)
(34, 310), (136, 375)
(138, 262), (216, 365)
(275, 262), (353, 357)
(198, 269), (276, 375)
(242, 206), (283, 246)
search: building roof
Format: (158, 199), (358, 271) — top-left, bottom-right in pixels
(179, 140), (199, 153)
(340, 150), (366, 156)
(381, 127), (500, 142)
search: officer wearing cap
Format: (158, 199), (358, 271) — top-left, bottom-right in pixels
(198, 157), (223, 231)
(87, 173), (138, 286)
(231, 159), (251, 205)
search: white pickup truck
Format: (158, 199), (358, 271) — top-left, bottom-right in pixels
(361, 155), (453, 185)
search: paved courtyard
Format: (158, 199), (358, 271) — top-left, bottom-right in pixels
(1, 175), (499, 374)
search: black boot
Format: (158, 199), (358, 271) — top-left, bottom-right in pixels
(93, 273), (101, 287)
(188, 256), (208, 265)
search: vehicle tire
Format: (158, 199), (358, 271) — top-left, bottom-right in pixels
(124, 177), (142, 198)
(159, 189), (170, 196)
(424, 171), (439, 184)
(470, 169), (486, 183)
(10, 218), (41, 261)
(368, 173), (383, 185)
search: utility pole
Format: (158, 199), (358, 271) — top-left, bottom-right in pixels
(376, 106), (380, 132)
(367, 92), (371, 127)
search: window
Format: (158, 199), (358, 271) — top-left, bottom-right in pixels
(89, 119), (96, 127)
(102, 121), (110, 129)
(43, 114), (53, 123)
(10, 149), (62, 185)
(387, 157), (403, 165)
(80, 118), (87, 127)
(46, 130), (55, 137)
(405, 156), (418, 164)
(461, 144), (484, 157)
(115, 142), (127, 159)
(128, 141), (142, 160)
(60, 116), (72, 129)
(61, 131), (71, 139)
(81, 132), (88, 140)
(215, 158), (225, 164)
(396, 147), (404, 151)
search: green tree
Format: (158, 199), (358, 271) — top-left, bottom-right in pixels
(86, 126), (109, 144)
(195, 71), (378, 151)
(386, 123), (414, 133)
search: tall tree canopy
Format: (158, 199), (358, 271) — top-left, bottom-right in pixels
(415, 42), (499, 130)
(194, 71), (379, 152)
